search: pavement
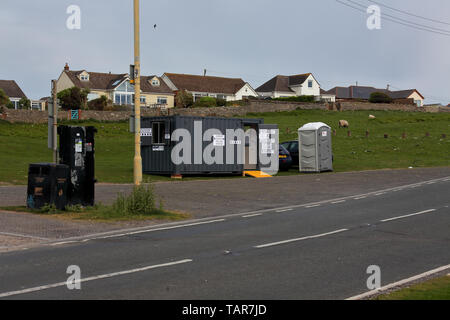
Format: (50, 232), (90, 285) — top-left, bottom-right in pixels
(0, 167), (449, 299)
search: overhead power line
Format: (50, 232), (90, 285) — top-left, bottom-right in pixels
(368, 0), (450, 26)
(347, 0), (450, 34)
(335, 0), (450, 37)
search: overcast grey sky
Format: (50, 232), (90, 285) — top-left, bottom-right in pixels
(1, 0), (449, 104)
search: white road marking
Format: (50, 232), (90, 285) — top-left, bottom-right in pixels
(50, 241), (79, 246)
(354, 196), (367, 200)
(426, 181), (436, 185)
(0, 259), (193, 298)
(331, 200), (346, 204)
(242, 213), (262, 218)
(96, 219), (226, 240)
(374, 192), (386, 196)
(276, 209), (293, 213)
(255, 229), (348, 249)
(380, 209), (436, 222)
(305, 204), (321, 208)
(346, 264), (450, 300)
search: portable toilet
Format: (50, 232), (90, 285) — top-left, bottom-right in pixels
(298, 122), (333, 172)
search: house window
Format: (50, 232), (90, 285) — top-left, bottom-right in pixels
(80, 75), (89, 81)
(152, 122), (165, 144)
(217, 94), (226, 100)
(140, 96), (146, 104)
(157, 97), (168, 105)
(114, 93), (134, 105)
(308, 80), (313, 88)
(151, 79), (159, 86)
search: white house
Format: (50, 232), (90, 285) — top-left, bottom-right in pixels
(161, 73), (258, 102)
(256, 73), (324, 98)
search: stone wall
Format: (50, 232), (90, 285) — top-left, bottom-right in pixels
(1, 100), (448, 124)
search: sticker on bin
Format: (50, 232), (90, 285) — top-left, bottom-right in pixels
(141, 128), (152, 137)
(322, 131), (327, 137)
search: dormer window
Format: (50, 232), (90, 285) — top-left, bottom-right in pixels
(151, 78), (160, 86)
(80, 74), (89, 81)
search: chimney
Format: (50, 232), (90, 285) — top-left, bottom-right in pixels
(387, 84), (390, 91)
(64, 63), (69, 71)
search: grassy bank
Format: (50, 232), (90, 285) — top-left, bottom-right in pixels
(0, 109), (449, 184)
(374, 275), (450, 300)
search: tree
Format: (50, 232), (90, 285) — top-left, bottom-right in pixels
(18, 97), (31, 109)
(175, 90), (194, 108)
(0, 89), (10, 107)
(369, 92), (393, 104)
(57, 87), (90, 110)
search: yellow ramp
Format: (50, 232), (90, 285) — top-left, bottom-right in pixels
(244, 170), (272, 178)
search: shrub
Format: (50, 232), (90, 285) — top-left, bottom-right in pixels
(0, 89), (10, 107)
(18, 97), (31, 110)
(273, 95), (315, 103)
(216, 98), (226, 107)
(175, 90), (194, 108)
(193, 96), (217, 108)
(88, 95), (111, 110)
(369, 92), (393, 103)
(112, 184), (161, 216)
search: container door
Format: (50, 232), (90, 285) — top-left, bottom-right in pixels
(258, 124), (279, 175)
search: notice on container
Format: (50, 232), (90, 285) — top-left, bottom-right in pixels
(141, 128), (152, 137)
(259, 129), (275, 154)
(322, 131), (327, 137)
(152, 145), (164, 151)
(213, 134), (225, 147)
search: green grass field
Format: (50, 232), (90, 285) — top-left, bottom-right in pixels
(374, 275), (450, 300)
(0, 109), (449, 185)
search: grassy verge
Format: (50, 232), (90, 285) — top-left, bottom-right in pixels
(373, 275), (450, 300)
(0, 110), (449, 184)
(1, 185), (189, 222)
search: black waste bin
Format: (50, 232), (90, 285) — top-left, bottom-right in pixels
(27, 163), (70, 210)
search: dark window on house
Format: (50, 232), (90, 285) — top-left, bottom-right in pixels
(308, 80), (313, 88)
(152, 122), (165, 144)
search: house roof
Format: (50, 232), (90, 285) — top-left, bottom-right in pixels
(326, 86), (424, 100)
(163, 73), (247, 94)
(140, 76), (174, 95)
(0, 80), (27, 99)
(64, 69), (172, 94)
(256, 73), (313, 93)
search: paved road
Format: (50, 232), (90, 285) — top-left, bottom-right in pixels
(0, 176), (449, 299)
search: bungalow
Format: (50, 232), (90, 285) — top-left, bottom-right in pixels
(255, 73), (334, 101)
(56, 64), (175, 108)
(0, 80), (27, 109)
(161, 73), (258, 102)
(325, 85), (424, 107)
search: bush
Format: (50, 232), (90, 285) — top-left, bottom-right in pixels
(272, 95), (315, 103)
(88, 95), (111, 110)
(112, 184), (162, 216)
(216, 98), (226, 107)
(175, 90), (194, 108)
(369, 92), (393, 103)
(0, 89), (10, 107)
(193, 96), (217, 108)
(57, 87), (90, 110)
(18, 97), (31, 110)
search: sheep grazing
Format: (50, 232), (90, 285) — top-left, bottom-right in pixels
(339, 120), (349, 128)
(369, 114), (376, 119)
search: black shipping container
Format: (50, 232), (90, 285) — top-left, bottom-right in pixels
(27, 163), (70, 210)
(141, 115), (278, 175)
(58, 125), (97, 206)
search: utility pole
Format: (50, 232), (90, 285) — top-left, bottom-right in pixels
(51, 80), (58, 163)
(133, 0), (142, 185)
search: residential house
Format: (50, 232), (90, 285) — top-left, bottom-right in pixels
(325, 86), (425, 107)
(56, 64), (175, 108)
(255, 73), (334, 101)
(0, 80), (27, 109)
(161, 73), (258, 102)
